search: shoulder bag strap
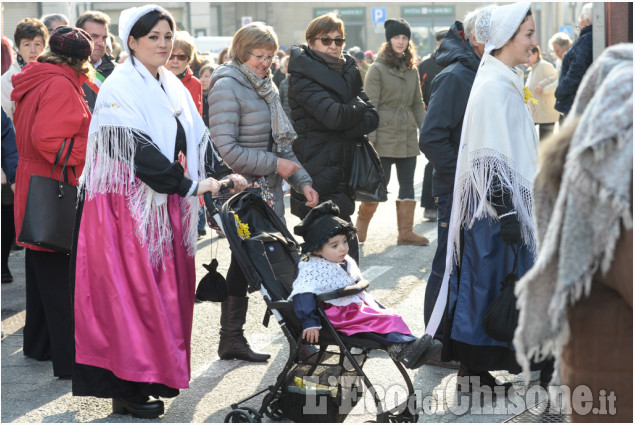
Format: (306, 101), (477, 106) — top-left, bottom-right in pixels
(49, 139), (67, 178)
(58, 138), (75, 184)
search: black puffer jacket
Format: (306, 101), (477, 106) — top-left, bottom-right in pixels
(419, 21), (480, 197)
(288, 45), (378, 219)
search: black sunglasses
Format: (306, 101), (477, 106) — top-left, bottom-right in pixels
(169, 53), (188, 61)
(318, 37), (345, 47)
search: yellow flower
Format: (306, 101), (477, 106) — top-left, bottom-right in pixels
(234, 213), (250, 239)
(523, 86), (538, 105)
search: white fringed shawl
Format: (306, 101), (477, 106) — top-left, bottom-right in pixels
(425, 54), (539, 337)
(514, 45), (633, 386)
(79, 58), (213, 268)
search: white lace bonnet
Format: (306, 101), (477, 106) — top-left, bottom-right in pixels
(476, 2), (532, 55)
(119, 4), (173, 55)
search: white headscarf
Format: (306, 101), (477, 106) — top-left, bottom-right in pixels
(80, 5), (214, 267)
(118, 4), (172, 55)
(476, 2), (532, 56)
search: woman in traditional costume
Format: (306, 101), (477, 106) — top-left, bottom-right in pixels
(425, 2), (539, 391)
(71, 5), (246, 419)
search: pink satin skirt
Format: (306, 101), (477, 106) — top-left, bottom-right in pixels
(323, 300), (412, 336)
(74, 192), (195, 389)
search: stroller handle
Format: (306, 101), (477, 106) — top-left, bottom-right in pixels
(219, 179), (234, 194)
(203, 178), (234, 236)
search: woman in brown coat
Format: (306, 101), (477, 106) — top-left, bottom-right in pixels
(358, 18), (427, 246)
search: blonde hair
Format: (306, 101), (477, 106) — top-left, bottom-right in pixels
(305, 13), (345, 46)
(37, 49), (95, 81)
(230, 22), (279, 64)
(173, 30), (196, 62)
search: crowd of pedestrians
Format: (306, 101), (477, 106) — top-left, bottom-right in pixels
(0, 1), (631, 422)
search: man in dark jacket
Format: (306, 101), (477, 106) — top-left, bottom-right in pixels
(76, 11), (116, 112)
(555, 4), (593, 115)
(418, 29), (448, 221)
(419, 12), (483, 336)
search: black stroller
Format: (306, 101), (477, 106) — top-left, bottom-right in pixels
(205, 190), (420, 423)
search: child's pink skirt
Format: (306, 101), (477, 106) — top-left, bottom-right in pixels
(323, 300), (412, 336)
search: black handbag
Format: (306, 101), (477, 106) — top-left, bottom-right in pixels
(348, 137), (388, 202)
(482, 246), (520, 342)
(18, 138), (77, 253)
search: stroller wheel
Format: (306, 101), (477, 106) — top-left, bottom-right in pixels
(224, 408), (256, 423)
(241, 407), (262, 422)
(264, 401), (285, 421)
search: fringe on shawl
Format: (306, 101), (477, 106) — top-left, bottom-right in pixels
(79, 125), (212, 269)
(514, 132), (633, 388)
(449, 148), (536, 267)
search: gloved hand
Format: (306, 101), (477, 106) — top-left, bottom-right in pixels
(500, 213), (522, 245)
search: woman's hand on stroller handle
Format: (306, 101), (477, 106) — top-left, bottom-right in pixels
(197, 178), (221, 196)
(225, 174), (248, 193)
(302, 328), (320, 344)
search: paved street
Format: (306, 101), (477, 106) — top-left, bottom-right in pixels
(1, 156), (545, 422)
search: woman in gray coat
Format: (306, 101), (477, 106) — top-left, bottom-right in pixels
(208, 22), (318, 362)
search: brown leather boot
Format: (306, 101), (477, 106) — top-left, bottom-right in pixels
(218, 296), (270, 362)
(396, 200), (429, 246)
(355, 202), (379, 243)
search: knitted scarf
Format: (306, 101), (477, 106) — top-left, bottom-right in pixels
(514, 44), (633, 385)
(236, 62), (296, 153)
(312, 49), (346, 73)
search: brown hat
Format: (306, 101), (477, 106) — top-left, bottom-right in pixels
(49, 26), (93, 59)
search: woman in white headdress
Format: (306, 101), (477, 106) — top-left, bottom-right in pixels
(71, 5), (246, 418)
(425, 2), (540, 391)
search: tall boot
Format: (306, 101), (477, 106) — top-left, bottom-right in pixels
(396, 200), (429, 246)
(218, 296), (270, 362)
(355, 202), (379, 243)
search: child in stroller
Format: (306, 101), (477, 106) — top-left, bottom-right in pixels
(289, 201), (442, 369)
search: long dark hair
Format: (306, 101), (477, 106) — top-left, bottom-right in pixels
(128, 10), (175, 60)
(378, 39), (416, 70)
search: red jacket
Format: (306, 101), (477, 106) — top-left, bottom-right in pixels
(180, 67), (203, 116)
(11, 62), (91, 251)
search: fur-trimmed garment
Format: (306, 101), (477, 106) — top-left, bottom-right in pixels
(514, 45), (632, 419)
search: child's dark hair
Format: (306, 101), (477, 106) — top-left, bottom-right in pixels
(293, 201), (357, 254)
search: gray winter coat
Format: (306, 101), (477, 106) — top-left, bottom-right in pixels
(208, 63), (312, 218)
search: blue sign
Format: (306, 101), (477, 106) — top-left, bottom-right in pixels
(559, 25), (573, 38)
(372, 7), (386, 24)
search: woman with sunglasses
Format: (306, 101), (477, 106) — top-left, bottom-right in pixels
(287, 12), (379, 263)
(360, 18), (427, 247)
(168, 30), (202, 116)
(208, 22), (318, 363)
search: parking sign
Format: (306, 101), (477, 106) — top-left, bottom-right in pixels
(372, 7), (386, 24)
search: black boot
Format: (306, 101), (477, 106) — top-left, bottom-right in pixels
(387, 335), (441, 369)
(218, 296), (270, 362)
(112, 394), (164, 419)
